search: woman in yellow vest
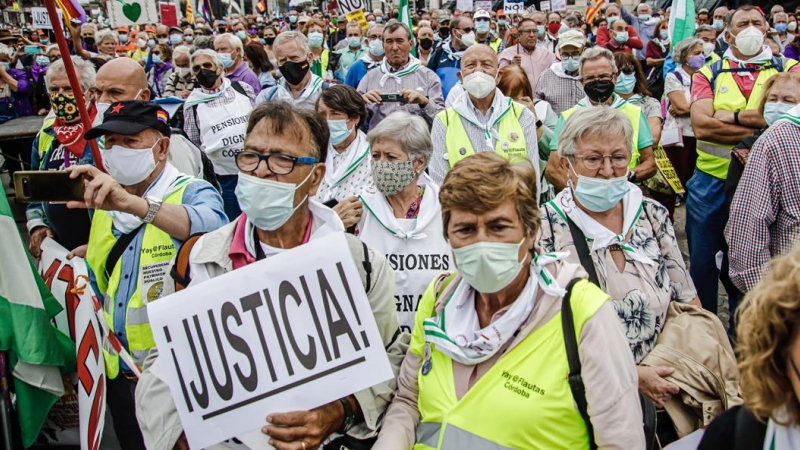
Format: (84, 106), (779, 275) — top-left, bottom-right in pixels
(372, 152), (644, 450)
(304, 18), (331, 79)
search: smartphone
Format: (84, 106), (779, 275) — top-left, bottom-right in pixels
(24, 45), (42, 55)
(13, 171), (85, 203)
(380, 93), (407, 102)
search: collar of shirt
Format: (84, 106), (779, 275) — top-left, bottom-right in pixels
(467, 96), (495, 124)
(229, 61), (247, 77)
(388, 58), (412, 73)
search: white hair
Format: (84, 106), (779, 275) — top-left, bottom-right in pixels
(46, 44), (59, 56)
(95, 29), (116, 45)
(366, 111), (432, 171)
(273, 31), (310, 55)
(173, 44), (191, 59)
(191, 48), (222, 70)
(557, 107), (632, 157)
(45, 58), (97, 94)
(81, 22), (97, 33)
(214, 32), (244, 54)
(579, 46), (618, 76)
(0, 43), (12, 58)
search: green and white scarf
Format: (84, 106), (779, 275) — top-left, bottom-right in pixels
(379, 56), (422, 87)
(779, 103), (800, 127)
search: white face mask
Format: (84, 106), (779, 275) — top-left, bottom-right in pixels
(462, 71), (496, 99)
(175, 66), (190, 78)
(235, 169), (315, 231)
(702, 41), (715, 58)
(453, 237), (527, 294)
(103, 140), (160, 186)
(732, 26), (765, 57)
(368, 38), (384, 56)
(459, 30), (476, 47)
(94, 102), (111, 128)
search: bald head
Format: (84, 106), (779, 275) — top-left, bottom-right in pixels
(96, 57), (150, 103)
(460, 44), (499, 79)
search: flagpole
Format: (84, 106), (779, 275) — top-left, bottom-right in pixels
(44, 0), (105, 172)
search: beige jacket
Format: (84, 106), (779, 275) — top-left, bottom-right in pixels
(135, 206), (409, 450)
(641, 302), (743, 438)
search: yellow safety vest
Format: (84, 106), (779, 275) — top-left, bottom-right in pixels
(489, 38), (502, 53)
(705, 52), (721, 66)
(695, 58), (798, 179)
(562, 102), (643, 169)
(35, 117), (57, 168)
(411, 274), (608, 449)
(437, 100), (528, 169)
(86, 181), (192, 379)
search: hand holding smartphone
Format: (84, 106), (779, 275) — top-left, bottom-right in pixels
(13, 171), (86, 203)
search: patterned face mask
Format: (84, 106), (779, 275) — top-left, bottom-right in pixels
(50, 92), (80, 122)
(371, 160), (416, 195)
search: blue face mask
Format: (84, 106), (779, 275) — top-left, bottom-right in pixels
(776, 23), (788, 33)
(713, 19), (724, 30)
(607, 16), (619, 26)
(562, 56), (580, 72)
(615, 73), (636, 94)
(327, 119), (353, 145)
(218, 52), (235, 68)
(1, 62), (9, 71)
(764, 101), (794, 126)
(36, 55), (50, 67)
(308, 32), (324, 47)
(498, 20), (507, 27)
(659, 30), (669, 40)
(615, 31), (629, 44)
(346, 36), (362, 47)
(148, 38), (156, 48)
(289, 16), (298, 23)
(376, 16), (383, 23)
(170, 34), (183, 45)
(570, 163), (631, 213)
(638, 14), (651, 22)
(537, 25), (545, 37)
(476, 21), (490, 33)
(152, 54), (163, 65)
(236, 30), (247, 41)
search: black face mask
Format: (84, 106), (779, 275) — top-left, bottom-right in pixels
(583, 79), (615, 104)
(439, 27), (450, 39)
(196, 68), (219, 89)
(419, 38), (433, 50)
(83, 37), (95, 47)
(264, 36), (276, 45)
(279, 60), (310, 85)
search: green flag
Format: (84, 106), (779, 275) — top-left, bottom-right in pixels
(399, 0), (416, 56)
(668, 0), (696, 48)
(0, 193), (75, 447)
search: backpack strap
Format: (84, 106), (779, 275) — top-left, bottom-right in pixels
(733, 406), (768, 450)
(361, 241), (372, 293)
(170, 232), (206, 291)
(566, 218), (600, 286)
(104, 225), (144, 282)
(230, 80), (248, 97)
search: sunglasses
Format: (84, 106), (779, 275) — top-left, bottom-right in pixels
(458, 27), (474, 33)
(192, 61), (216, 72)
(156, 34), (168, 38)
(620, 65), (636, 75)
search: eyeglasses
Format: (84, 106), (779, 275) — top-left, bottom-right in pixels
(192, 61), (215, 72)
(620, 65), (636, 75)
(156, 34), (168, 38)
(475, 17), (490, 22)
(571, 154), (630, 171)
(458, 27), (474, 33)
(518, 29), (538, 35)
(582, 74), (613, 83)
(235, 151), (317, 174)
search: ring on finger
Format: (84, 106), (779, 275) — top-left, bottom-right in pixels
(301, 441), (307, 450)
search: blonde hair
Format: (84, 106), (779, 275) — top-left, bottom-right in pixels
(737, 242), (800, 424)
(439, 153), (540, 239)
(758, 72), (800, 117)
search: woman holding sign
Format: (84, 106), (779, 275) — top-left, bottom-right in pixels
(374, 151), (644, 448)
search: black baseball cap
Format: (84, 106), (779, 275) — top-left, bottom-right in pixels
(85, 101), (172, 139)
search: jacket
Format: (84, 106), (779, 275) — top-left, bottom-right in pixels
(135, 203), (410, 450)
(641, 302), (743, 438)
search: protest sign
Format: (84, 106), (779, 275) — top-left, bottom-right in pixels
(551, 0), (566, 11)
(653, 147), (686, 194)
(503, 0), (525, 15)
(31, 7), (63, 30)
(475, 1), (491, 11)
(106, 0), (158, 27)
(159, 2), (178, 27)
(337, 0), (366, 15)
(345, 9), (368, 31)
(148, 233), (395, 449)
(457, 0), (473, 12)
(539, 0), (551, 11)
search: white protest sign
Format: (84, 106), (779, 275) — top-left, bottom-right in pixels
(106, 0), (158, 27)
(540, 0), (551, 11)
(31, 7), (63, 30)
(456, 0), (473, 12)
(503, 0), (525, 15)
(551, 0), (566, 11)
(337, 0), (366, 15)
(475, 0), (491, 11)
(148, 233), (395, 449)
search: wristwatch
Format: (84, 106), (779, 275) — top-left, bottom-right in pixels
(628, 170), (638, 183)
(535, 119), (543, 129)
(337, 397), (357, 434)
(733, 109), (741, 126)
(143, 196), (163, 224)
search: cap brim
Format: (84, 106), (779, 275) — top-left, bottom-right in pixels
(84, 121), (151, 140)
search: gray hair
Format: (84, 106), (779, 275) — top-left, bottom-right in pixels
(367, 23), (385, 36)
(346, 20), (362, 32)
(366, 111), (432, 172)
(579, 46), (617, 77)
(214, 32), (244, 54)
(45, 58), (96, 94)
(694, 24), (717, 35)
(95, 29), (116, 45)
(774, 12), (789, 22)
(0, 43), (12, 58)
(673, 38), (703, 64)
(451, 15), (468, 31)
(557, 107), (632, 157)
(81, 23), (97, 33)
(173, 44), (191, 60)
(191, 48), (222, 70)
(46, 44), (59, 56)
(191, 35), (215, 51)
(382, 21), (412, 40)
(273, 31), (310, 55)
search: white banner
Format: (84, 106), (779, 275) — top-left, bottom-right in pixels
(148, 233), (394, 449)
(31, 7), (62, 30)
(475, 0), (491, 11)
(503, 0), (525, 15)
(539, 0), (551, 11)
(551, 0), (566, 11)
(456, 0), (473, 11)
(106, 0), (159, 27)
(337, 0), (367, 15)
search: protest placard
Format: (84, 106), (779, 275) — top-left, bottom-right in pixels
(148, 233), (395, 449)
(457, 0), (473, 12)
(503, 0), (525, 15)
(106, 0), (159, 27)
(337, 0), (366, 15)
(551, 0), (566, 11)
(159, 2), (178, 27)
(475, 0), (491, 11)
(345, 9), (369, 31)
(540, 0), (551, 11)
(31, 7), (63, 30)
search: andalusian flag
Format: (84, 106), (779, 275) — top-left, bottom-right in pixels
(0, 194), (75, 447)
(186, 0), (194, 24)
(663, 0), (696, 78)
(398, 0), (415, 56)
(54, 0), (87, 24)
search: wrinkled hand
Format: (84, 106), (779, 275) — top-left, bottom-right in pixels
(66, 165), (138, 213)
(400, 89), (428, 106)
(261, 400), (344, 450)
(332, 196), (363, 228)
(179, 90), (191, 99)
(362, 89), (383, 104)
(67, 244), (88, 260)
(512, 54), (522, 66)
(29, 226), (53, 259)
(638, 365), (680, 408)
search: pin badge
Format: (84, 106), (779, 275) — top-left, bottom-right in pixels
(509, 132), (519, 142)
(422, 343), (432, 375)
(459, 147), (467, 155)
(720, 85), (728, 93)
(502, 142), (510, 150)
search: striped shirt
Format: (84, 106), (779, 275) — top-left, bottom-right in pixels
(534, 64), (584, 116)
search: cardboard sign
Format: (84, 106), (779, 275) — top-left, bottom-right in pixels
(337, 0), (366, 15)
(158, 2), (178, 27)
(106, 0), (158, 27)
(503, 0), (525, 15)
(551, 0), (566, 10)
(653, 147), (685, 194)
(148, 233), (395, 449)
(456, 0), (473, 12)
(475, 0), (491, 11)
(539, 0), (551, 11)
(31, 7), (63, 30)
(345, 9), (368, 32)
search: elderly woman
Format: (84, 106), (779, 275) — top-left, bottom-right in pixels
(72, 27), (117, 60)
(539, 106), (701, 414)
(354, 111), (450, 333)
(0, 43), (33, 119)
(314, 85), (373, 225)
(147, 43), (174, 99)
(304, 19), (331, 79)
(374, 151), (643, 450)
(164, 45), (194, 99)
(183, 48), (255, 220)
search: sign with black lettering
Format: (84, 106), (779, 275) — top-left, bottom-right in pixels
(147, 234), (394, 449)
(31, 7), (62, 30)
(338, 0), (365, 16)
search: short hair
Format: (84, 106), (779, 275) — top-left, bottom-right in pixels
(191, 35), (215, 50)
(214, 32), (244, 54)
(46, 57), (97, 94)
(173, 44), (191, 60)
(346, 20), (362, 33)
(451, 15), (468, 31)
(673, 37), (704, 64)
(439, 152), (540, 238)
(155, 43), (172, 61)
(367, 23), (385, 37)
(191, 48), (222, 70)
(736, 242), (800, 424)
(694, 24), (717, 35)
(497, 65), (533, 100)
(96, 29), (116, 45)
(366, 111), (431, 171)
(273, 31), (310, 55)
(758, 72), (800, 117)
(316, 84), (367, 129)
(304, 18), (327, 34)
(565, 15), (579, 26)
(774, 12), (789, 22)
(613, 52), (651, 97)
(579, 46), (617, 76)
(46, 44), (59, 56)
(382, 21), (412, 40)
(731, 5), (765, 25)
(246, 101), (329, 161)
(723, 10), (735, 27)
(81, 23), (97, 33)
(557, 106), (633, 158)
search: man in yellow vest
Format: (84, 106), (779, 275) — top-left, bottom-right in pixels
(72, 101), (227, 450)
(474, 9), (503, 52)
(695, 25), (722, 65)
(688, 5), (800, 313)
(545, 47), (656, 192)
(430, 44), (547, 200)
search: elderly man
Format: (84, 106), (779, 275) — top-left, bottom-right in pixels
(164, 45), (194, 98)
(256, 31), (327, 109)
(715, 10), (734, 55)
(545, 47), (656, 192)
(27, 58), (97, 259)
(345, 24), (385, 89)
(155, 24), (170, 45)
(688, 5), (800, 313)
(774, 12), (795, 48)
(358, 22), (444, 129)
(231, 19), (258, 47)
(696, 8), (711, 26)
(427, 15), (475, 99)
(596, 3), (643, 51)
(695, 25), (721, 65)
(335, 21), (367, 82)
(116, 26), (137, 54)
(713, 6), (729, 33)
(498, 18), (556, 94)
(474, 9), (502, 52)
(74, 100), (226, 450)
(624, 3), (658, 65)
(430, 45), (546, 194)
(168, 26), (184, 46)
(135, 101), (406, 450)
(535, 29), (586, 116)
(215, 32), (261, 94)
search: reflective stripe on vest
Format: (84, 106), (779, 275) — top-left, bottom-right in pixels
(562, 102), (642, 169)
(411, 276), (608, 449)
(437, 101), (527, 169)
(695, 58), (799, 179)
(86, 182), (191, 378)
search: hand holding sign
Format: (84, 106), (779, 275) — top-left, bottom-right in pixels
(263, 399), (349, 449)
